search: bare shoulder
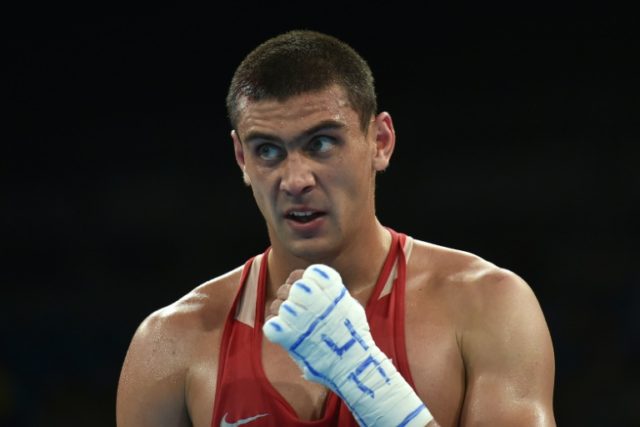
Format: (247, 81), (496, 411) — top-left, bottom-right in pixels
(158, 266), (243, 330)
(408, 238), (556, 426)
(408, 238), (536, 312)
(116, 266), (244, 427)
(131, 265), (243, 354)
(408, 238), (550, 352)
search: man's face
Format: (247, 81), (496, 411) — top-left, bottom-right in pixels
(232, 85), (393, 261)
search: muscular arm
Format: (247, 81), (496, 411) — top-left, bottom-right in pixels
(460, 271), (555, 426)
(116, 309), (191, 427)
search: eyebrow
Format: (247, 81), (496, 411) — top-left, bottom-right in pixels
(242, 120), (346, 145)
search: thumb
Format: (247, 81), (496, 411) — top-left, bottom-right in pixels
(286, 269), (305, 285)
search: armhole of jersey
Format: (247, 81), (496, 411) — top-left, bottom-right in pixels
(235, 254), (264, 327)
(395, 235), (419, 389)
(211, 256), (256, 424)
(378, 233), (413, 299)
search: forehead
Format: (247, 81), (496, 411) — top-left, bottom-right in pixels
(236, 85), (360, 139)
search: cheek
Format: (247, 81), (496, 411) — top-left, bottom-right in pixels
(249, 171), (283, 216)
(331, 150), (369, 188)
(328, 167), (370, 201)
(248, 179), (271, 214)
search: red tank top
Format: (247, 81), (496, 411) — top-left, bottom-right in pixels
(211, 229), (416, 427)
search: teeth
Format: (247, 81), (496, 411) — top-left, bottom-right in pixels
(290, 211), (314, 217)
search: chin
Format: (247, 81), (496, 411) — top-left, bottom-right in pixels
(284, 236), (340, 263)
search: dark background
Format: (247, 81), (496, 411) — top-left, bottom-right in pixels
(4, 7), (639, 426)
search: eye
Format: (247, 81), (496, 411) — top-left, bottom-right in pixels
(256, 143), (283, 161)
(308, 135), (336, 154)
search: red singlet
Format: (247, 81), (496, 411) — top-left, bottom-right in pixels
(211, 229), (417, 426)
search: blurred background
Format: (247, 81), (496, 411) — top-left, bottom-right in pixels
(4, 7), (638, 426)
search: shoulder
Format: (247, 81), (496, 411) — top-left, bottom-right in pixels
(132, 264), (244, 355)
(406, 238), (548, 340)
(116, 265), (245, 425)
(406, 238), (556, 424)
(408, 237), (533, 306)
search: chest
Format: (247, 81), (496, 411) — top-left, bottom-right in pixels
(261, 321), (464, 424)
(404, 292), (466, 427)
(188, 270), (466, 426)
(194, 298), (465, 426)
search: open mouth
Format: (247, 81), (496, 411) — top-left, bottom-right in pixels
(286, 211), (325, 224)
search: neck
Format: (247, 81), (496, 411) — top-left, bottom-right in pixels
(266, 220), (392, 305)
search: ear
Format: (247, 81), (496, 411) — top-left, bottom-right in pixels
(371, 112), (396, 172)
(232, 130), (251, 186)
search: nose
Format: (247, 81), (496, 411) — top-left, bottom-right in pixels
(279, 153), (315, 197)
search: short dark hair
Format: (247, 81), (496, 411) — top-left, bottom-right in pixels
(226, 30), (377, 132)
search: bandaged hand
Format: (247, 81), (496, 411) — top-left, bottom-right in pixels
(263, 264), (434, 427)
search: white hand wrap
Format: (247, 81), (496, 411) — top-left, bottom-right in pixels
(263, 264), (433, 427)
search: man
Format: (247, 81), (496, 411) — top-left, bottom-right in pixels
(117, 30), (556, 426)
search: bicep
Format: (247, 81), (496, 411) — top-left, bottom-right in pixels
(116, 316), (191, 427)
(460, 274), (555, 426)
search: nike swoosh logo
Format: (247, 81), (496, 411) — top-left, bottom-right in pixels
(220, 412), (269, 427)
